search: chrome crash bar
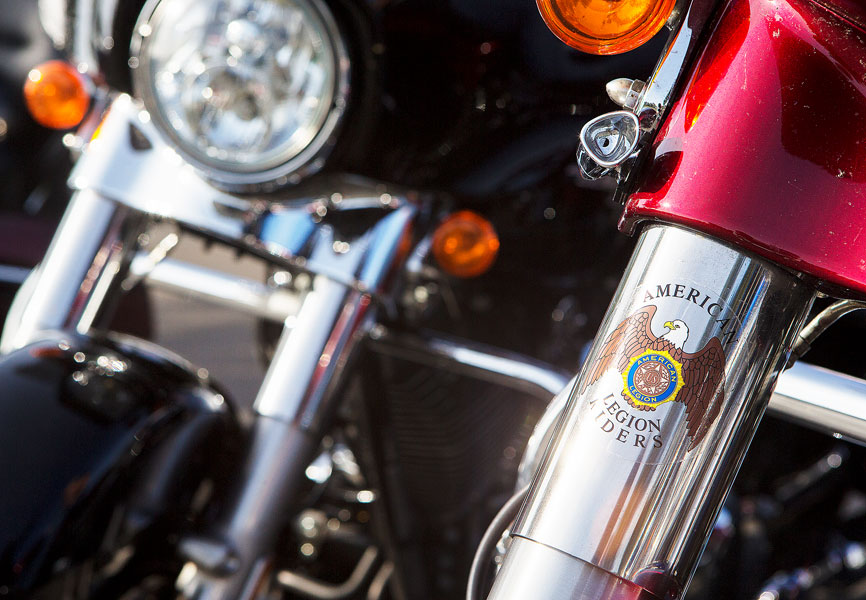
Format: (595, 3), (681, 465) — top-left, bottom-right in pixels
(371, 331), (866, 448)
(6, 247), (865, 444)
(769, 361), (866, 445)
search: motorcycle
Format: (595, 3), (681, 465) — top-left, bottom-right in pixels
(2, 0), (866, 599)
(483, 0), (866, 599)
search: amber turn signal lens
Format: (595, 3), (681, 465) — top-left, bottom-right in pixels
(432, 211), (500, 278)
(23, 61), (90, 129)
(537, 0), (676, 55)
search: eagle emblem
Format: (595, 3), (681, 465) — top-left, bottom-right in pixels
(582, 305), (726, 448)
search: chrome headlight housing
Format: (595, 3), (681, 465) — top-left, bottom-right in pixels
(131, 0), (349, 189)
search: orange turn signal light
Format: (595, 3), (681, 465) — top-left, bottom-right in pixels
(432, 211), (500, 278)
(24, 61), (90, 129)
(537, 0), (676, 55)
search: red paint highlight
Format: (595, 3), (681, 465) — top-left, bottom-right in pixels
(622, 0), (866, 295)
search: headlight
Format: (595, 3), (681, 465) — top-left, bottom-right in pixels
(131, 0), (349, 189)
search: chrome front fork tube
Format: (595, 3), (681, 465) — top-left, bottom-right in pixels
(1, 189), (145, 352)
(488, 226), (816, 600)
(177, 198), (417, 600)
(178, 278), (374, 600)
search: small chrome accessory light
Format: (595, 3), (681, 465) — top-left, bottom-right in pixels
(577, 110), (640, 179)
(131, 0), (349, 190)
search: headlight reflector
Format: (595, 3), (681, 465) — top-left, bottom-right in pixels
(132, 0), (348, 188)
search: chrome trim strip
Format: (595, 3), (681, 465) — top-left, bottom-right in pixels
(636, 0), (716, 129)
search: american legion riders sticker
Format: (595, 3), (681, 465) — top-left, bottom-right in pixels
(622, 348), (684, 408)
(581, 302), (727, 452)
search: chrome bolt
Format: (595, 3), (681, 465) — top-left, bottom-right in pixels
(606, 78), (646, 111)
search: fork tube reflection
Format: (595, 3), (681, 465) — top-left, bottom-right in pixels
(488, 225), (815, 600)
(178, 276), (373, 600)
(1, 189), (143, 351)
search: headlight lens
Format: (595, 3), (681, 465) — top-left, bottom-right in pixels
(132, 0), (348, 188)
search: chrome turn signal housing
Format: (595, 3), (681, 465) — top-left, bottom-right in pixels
(577, 111), (640, 179)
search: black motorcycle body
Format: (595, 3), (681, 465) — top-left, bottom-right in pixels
(0, 333), (239, 597)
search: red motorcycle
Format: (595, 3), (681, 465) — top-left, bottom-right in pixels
(481, 0), (866, 598)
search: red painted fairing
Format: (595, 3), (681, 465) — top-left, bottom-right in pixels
(621, 0), (866, 295)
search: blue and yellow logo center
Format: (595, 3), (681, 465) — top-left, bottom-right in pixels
(622, 350), (684, 407)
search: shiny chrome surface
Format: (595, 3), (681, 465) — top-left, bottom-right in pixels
(254, 277), (368, 426)
(606, 78), (646, 112)
(276, 546), (380, 598)
(467, 486), (528, 600)
(635, 0), (714, 130)
(132, 256), (301, 322)
(71, 94), (416, 294)
(577, 111), (641, 179)
(608, 0), (717, 202)
(70, 94), (248, 240)
(516, 376), (576, 489)
(178, 284), (387, 598)
(369, 329), (571, 401)
(490, 226), (815, 599)
(769, 362), (866, 446)
(489, 537), (654, 600)
(177, 416), (318, 600)
(37, 0), (69, 50)
(171, 187), (414, 599)
(256, 190), (417, 294)
(577, 0), (709, 185)
(12, 89), (417, 598)
(521, 366), (866, 492)
(1, 189), (143, 352)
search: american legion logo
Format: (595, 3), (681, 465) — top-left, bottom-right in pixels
(581, 305), (726, 448)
